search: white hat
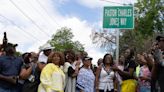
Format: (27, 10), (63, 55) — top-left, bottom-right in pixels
(40, 43), (54, 51)
(82, 56), (93, 61)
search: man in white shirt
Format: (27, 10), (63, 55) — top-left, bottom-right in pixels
(38, 43), (54, 71)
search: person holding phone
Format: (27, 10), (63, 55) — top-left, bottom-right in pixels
(151, 34), (164, 92)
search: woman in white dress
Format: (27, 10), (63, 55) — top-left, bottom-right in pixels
(95, 53), (117, 92)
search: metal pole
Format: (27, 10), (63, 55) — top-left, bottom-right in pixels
(116, 29), (119, 63)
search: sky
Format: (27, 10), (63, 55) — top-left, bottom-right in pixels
(0, 0), (136, 65)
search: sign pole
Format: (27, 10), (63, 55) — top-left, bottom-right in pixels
(116, 29), (119, 63)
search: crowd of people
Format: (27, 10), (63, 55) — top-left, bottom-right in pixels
(0, 34), (163, 92)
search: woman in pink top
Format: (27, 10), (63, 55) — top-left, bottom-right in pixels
(138, 54), (151, 92)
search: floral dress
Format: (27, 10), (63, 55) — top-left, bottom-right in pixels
(139, 65), (151, 92)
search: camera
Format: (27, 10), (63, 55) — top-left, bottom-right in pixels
(28, 75), (35, 82)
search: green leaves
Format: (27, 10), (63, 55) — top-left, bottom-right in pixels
(136, 0), (163, 36)
(49, 27), (84, 52)
(119, 0), (163, 54)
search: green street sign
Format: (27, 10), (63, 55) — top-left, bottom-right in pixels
(103, 6), (134, 29)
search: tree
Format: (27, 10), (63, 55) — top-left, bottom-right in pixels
(15, 51), (22, 57)
(135, 0), (164, 37)
(119, 30), (145, 55)
(48, 27), (84, 52)
(119, 0), (163, 54)
(90, 29), (116, 53)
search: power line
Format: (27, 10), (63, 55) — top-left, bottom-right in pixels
(100, 0), (131, 5)
(0, 14), (40, 41)
(9, 0), (51, 37)
(0, 25), (7, 31)
(35, 0), (61, 27)
(26, 0), (57, 31)
(0, 14), (41, 41)
(128, 0), (132, 4)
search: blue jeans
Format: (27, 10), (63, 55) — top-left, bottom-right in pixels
(139, 86), (150, 92)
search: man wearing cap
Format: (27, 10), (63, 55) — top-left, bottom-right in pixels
(0, 43), (23, 92)
(152, 34), (164, 92)
(38, 43), (54, 71)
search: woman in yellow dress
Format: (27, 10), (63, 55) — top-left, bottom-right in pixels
(38, 51), (65, 92)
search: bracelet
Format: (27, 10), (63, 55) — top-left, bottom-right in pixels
(114, 89), (117, 91)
